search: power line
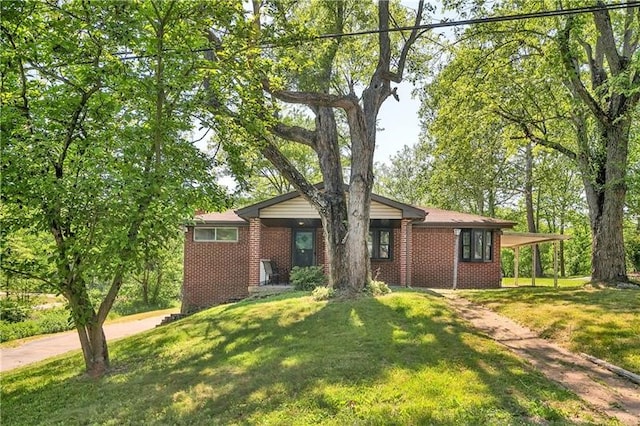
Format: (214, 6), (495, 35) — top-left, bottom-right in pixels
(310, 1), (640, 42)
(115, 1), (639, 59)
(17, 1), (640, 66)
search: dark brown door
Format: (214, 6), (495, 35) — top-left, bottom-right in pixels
(292, 229), (315, 267)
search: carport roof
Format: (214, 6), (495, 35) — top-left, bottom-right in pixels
(501, 232), (571, 248)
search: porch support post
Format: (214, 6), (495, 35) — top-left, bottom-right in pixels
(400, 219), (412, 287)
(514, 246), (520, 286)
(532, 244), (537, 287)
(553, 241), (559, 288)
(249, 218), (261, 286)
(452, 228), (461, 290)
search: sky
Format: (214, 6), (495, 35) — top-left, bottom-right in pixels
(374, 81), (422, 164)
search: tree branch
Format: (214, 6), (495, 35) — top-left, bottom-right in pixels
(57, 84), (101, 178)
(272, 122), (317, 148)
(557, 18), (610, 125)
(268, 87), (358, 110)
(593, 2), (622, 75)
(494, 107), (577, 160)
(260, 139), (327, 211)
(387, 0), (425, 83)
(622, 6), (639, 58)
(0, 266), (55, 287)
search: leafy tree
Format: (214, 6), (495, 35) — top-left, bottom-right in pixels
(125, 234), (183, 309)
(226, 0), (428, 293)
(373, 144), (430, 205)
(1, 0), (239, 376)
(423, 0), (639, 282)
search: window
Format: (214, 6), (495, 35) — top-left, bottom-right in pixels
(368, 229), (391, 260)
(460, 229), (493, 262)
(194, 227), (238, 242)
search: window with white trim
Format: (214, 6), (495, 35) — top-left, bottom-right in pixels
(460, 229), (492, 262)
(194, 227), (238, 242)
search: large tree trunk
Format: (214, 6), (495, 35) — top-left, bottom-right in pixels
(252, 1), (424, 295)
(584, 121), (629, 282)
(345, 174), (373, 293)
(314, 107), (350, 290)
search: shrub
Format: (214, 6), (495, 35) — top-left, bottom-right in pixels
(312, 286), (335, 301)
(290, 266), (327, 291)
(0, 298), (31, 323)
(0, 307), (73, 343)
(365, 280), (391, 296)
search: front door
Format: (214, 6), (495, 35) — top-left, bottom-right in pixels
(293, 229), (315, 267)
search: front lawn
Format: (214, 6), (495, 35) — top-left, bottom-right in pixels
(2, 292), (614, 425)
(461, 287), (640, 374)
(501, 276), (590, 288)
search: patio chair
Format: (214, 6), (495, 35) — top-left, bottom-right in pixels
(261, 259), (280, 285)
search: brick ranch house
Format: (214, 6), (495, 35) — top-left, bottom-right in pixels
(182, 189), (516, 311)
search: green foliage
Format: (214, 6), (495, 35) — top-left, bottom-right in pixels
(0, 299), (31, 323)
(1, 0), (250, 372)
(418, 0), (638, 281)
(0, 308), (72, 342)
(311, 286), (335, 301)
(290, 266), (327, 291)
(365, 280), (391, 296)
(373, 145), (430, 205)
(625, 223), (640, 273)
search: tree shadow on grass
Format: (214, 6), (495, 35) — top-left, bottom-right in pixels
(465, 286), (640, 314)
(2, 292), (611, 425)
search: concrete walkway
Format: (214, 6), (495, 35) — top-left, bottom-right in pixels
(431, 289), (640, 426)
(0, 313), (172, 372)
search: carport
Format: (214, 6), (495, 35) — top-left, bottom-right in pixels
(501, 232), (571, 287)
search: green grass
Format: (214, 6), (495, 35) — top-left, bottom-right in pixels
(461, 287), (640, 374)
(501, 276), (591, 288)
(2, 292), (615, 425)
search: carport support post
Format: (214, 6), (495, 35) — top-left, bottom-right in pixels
(531, 245), (536, 287)
(452, 229), (461, 290)
(553, 241), (559, 288)
(514, 246), (519, 286)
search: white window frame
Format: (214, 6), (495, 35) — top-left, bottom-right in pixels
(193, 227), (238, 242)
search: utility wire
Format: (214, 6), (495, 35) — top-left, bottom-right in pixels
(115, 1), (639, 61)
(22, 1), (640, 65)
(311, 1), (640, 41)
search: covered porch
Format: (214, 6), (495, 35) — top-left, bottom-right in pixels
(235, 190), (425, 291)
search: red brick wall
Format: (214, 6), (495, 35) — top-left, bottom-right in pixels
(371, 227), (401, 285)
(457, 231), (502, 289)
(182, 226), (249, 311)
(411, 228), (454, 287)
(261, 226), (292, 282)
(411, 227), (501, 289)
(182, 223), (503, 311)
